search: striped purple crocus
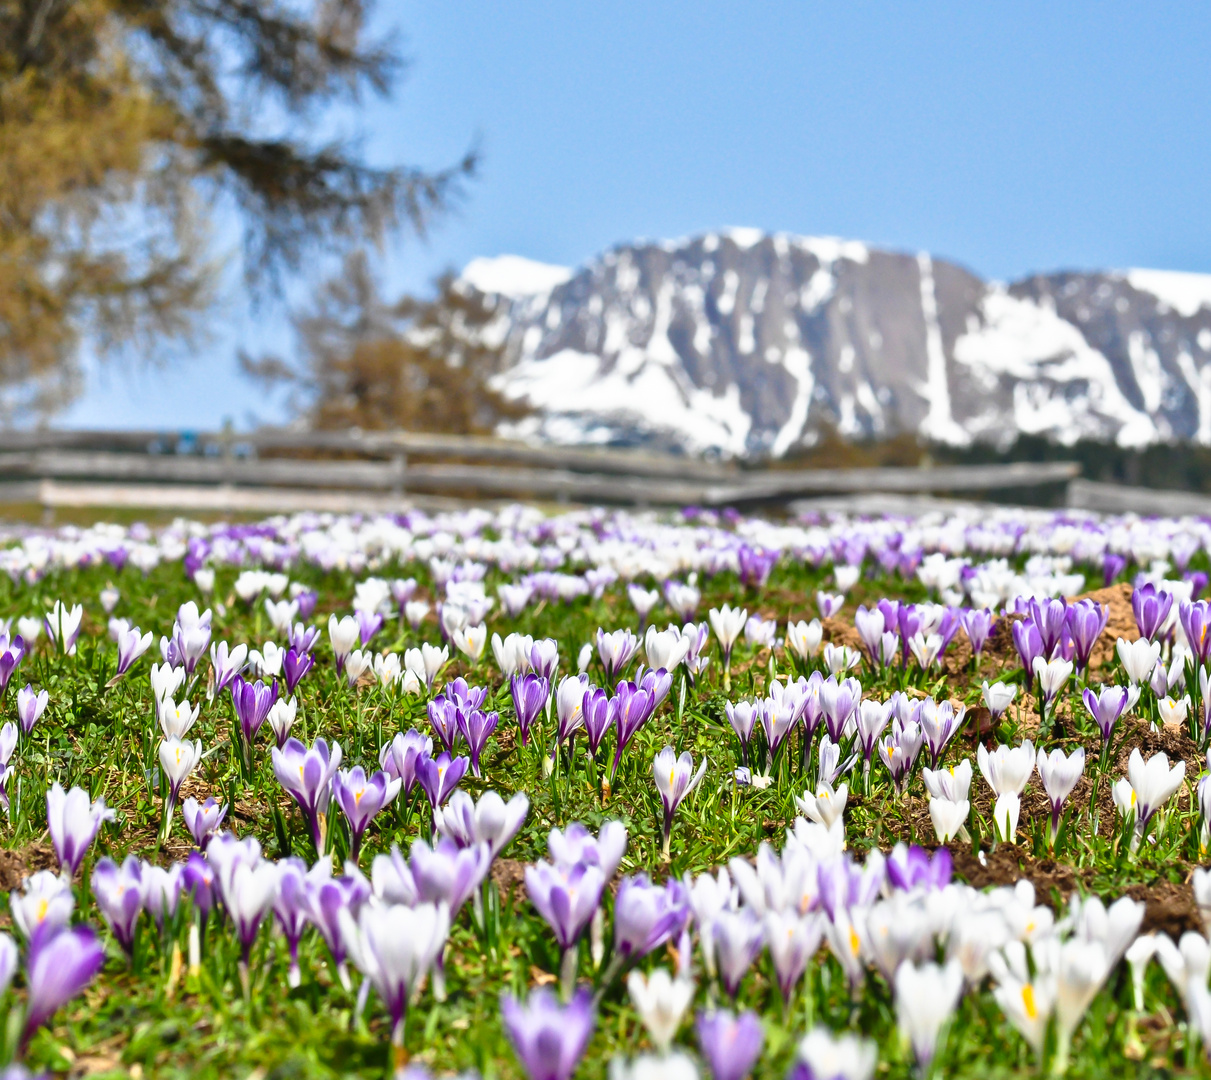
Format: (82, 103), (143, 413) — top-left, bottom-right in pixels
(1133, 583), (1174, 641)
(416, 752), (468, 810)
(271, 736), (342, 851)
(332, 766), (401, 861)
(1066, 599), (1109, 672)
(458, 708), (499, 777)
(47, 783), (114, 877)
(607, 680), (656, 782)
(282, 647), (314, 694)
(22, 922), (105, 1049)
(91, 856), (144, 954)
(697, 1009), (765, 1080)
(1181, 600), (1211, 665)
(379, 728), (432, 797)
(501, 987), (595, 1080)
(510, 673), (549, 747)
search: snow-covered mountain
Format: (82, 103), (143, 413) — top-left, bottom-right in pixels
(458, 231), (1211, 458)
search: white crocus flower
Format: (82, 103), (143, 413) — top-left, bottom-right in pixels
(150, 662), (186, 704)
(922, 759), (973, 803)
(1117, 637), (1162, 685)
(1158, 694), (1192, 730)
(452, 623), (487, 662)
(785, 619), (823, 661)
(795, 1027), (877, 1080)
(989, 940), (1056, 1061)
(929, 798), (970, 844)
(981, 680), (1017, 720)
(626, 967), (694, 1053)
(794, 781), (848, 830)
(978, 741), (1035, 798)
(645, 624), (689, 671)
(894, 958), (964, 1068)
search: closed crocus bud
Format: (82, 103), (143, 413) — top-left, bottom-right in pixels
(627, 967), (693, 1054)
(929, 797), (970, 843)
(16, 685), (47, 736)
(1117, 637), (1162, 686)
(697, 1009), (765, 1080)
(894, 959), (964, 1068)
(47, 783), (114, 877)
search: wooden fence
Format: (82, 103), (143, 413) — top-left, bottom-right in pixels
(0, 430), (1090, 513)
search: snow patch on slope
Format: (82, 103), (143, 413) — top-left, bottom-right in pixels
(1125, 269), (1211, 318)
(460, 256), (572, 299)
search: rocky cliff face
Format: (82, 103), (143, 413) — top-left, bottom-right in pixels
(459, 231), (1211, 458)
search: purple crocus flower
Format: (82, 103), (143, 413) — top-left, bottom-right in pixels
(416, 752), (469, 810)
(1181, 600), (1211, 665)
(525, 860), (606, 952)
(427, 696), (463, 754)
(227, 859), (279, 962)
(282, 647), (314, 694)
(114, 625), (153, 677)
(356, 609), (383, 647)
(457, 708), (499, 777)
(410, 837), (491, 920)
(293, 587), (319, 620)
(21, 922), (105, 1048)
(501, 987), (595, 1080)
(273, 857), (311, 987)
(1082, 684), (1136, 747)
(511, 673), (549, 747)
(1133, 583), (1174, 641)
(271, 737), (343, 851)
(725, 700), (758, 766)
(737, 545), (778, 588)
(607, 680), (656, 782)
(548, 820), (628, 878)
(960, 608), (996, 657)
(886, 844), (952, 891)
(819, 676), (860, 744)
(1027, 598), (1068, 659)
(305, 866), (371, 988)
(1104, 552), (1128, 586)
(636, 665), (673, 710)
(1066, 599), (1109, 672)
(918, 699), (965, 770)
(697, 1009), (765, 1080)
(379, 728), (432, 797)
(332, 766), (401, 861)
(230, 675), (279, 746)
(582, 687), (613, 756)
(0, 635), (26, 691)
(1011, 619), (1045, 673)
(16, 684), (47, 736)
(47, 783), (114, 877)
(613, 874), (691, 961)
(287, 621), (321, 656)
(182, 796), (227, 850)
(141, 862), (184, 930)
(182, 851), (216, 920)
(91, 856), (144, 954)
(710, 908), (765, 998)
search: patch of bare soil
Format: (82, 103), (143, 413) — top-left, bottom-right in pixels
(1072, 582), (1138, 671)
(0, 842), (56, 890)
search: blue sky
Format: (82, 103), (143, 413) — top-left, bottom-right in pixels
(62, 1), (1211, 429)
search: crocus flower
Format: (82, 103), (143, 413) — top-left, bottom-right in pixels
(607, 680), (656, 782)
(44, 601), (83, 656)
(894, 959), (964, 1068)
(271, 737), (343, 852)
(1117, 637), (1162, 685)
(379, 728), (432, 796)
(182, 851), (216, 921)
(282, 647), (314, 694)
(10, 870), (74, 940)
(457, 707), (499, 777)
(273, 857), (311, 987)
(653, 746), (707, 857)
(157, 695), (200, 741)
(0, 634), (25, 690)
(47, 782), (114, 877)
(511, 673), (549, 747)
(328, 614), (359, 673)
(919, 698), (965, 770)
(231, 675), (279, 749)
(960, 608), (997, 657)
(158, 736), (203, 833)
(645, 624), (690, 672)
(1066, 599), (1108, 672)
(416, 752), (469, 811)
(1125, 747), (1186, 831)
(596, 628), (640, 683)
(548, 820), (628, 879)
(427, 695), (462, 754)
(370, 846), (418, 905)
(725, 700), (759, 766)
(141, 862), (184, 930)
(501, 987), (595, 1080)
(434, 788), (530, 859)
(15, 684), (47, 736)
(581, 686), (612, 756)
(305, 865), (371, 989)
(182, 796), (227, 849)
(981, 680), (1017, 722)
(710, 908), (765, 998)
(410, 837), (491, 920)
(340, 901), (450, 1048)
(114, 625), (154, 678)
(332, 767), (401, 861)
(709, 605), (748, 688)
(228, 858), (281, 962)
(697, 1009), (765, 1080)
(209, 641), (249, 696)
(627, 966), (693, 1053)
(493, 631), (534, 676)
(266, 696), (298, 747)
(795, 781), (847, 831)
(91, 856), (145, 954)
(1027, 598), (1068, 658)
(763, 909), (825, 1006)
(1032, 656), (1074, 712)
(614, 874), (691, 961)
(819, 676), (860, 743)
(877, 718), (924, 795)
(1011, 619), (1044, 675)
(530, 638), (559, 680)
(1082, 684), (1137, 748)
(22, 923), (105, 1048)
(526, 860), (606, 953)
(1133, 583), (1174, 640)
(1181, 600), (1211, 665)
(785, 619), (824, 663)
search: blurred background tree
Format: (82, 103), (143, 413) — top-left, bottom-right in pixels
(0, 0), (474, 417)
(240, 251), (528, 433)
